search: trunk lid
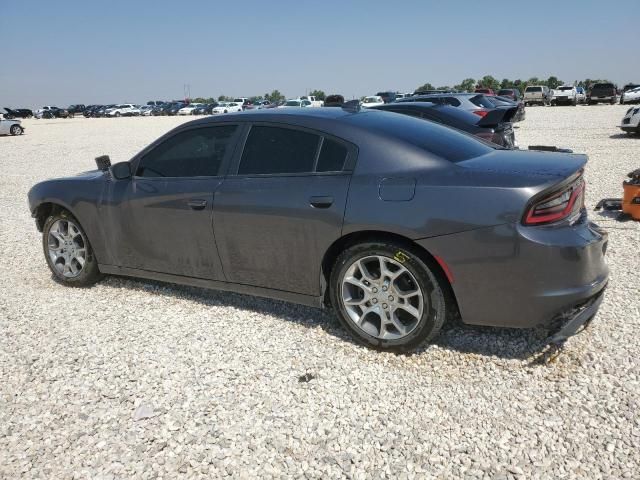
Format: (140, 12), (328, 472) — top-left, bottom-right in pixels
(457, 149), (587, 179)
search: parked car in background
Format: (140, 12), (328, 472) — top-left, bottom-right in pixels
(212, 102), (243, 113)
(485, 95), (526, 123)
(361, 96), (385, 108)
(192, 103), (217, 115)
(147, 101), (165, 107)
(0, 115), (24, 135)
(588, 83), (617, 104)
(619, 106), (640, 135)
(27, 107), (608, 352)
(413, 89), (457, 95)
(139, 105), (154, 116)
(166, 103), (187, 116)
(105, 104), (141, 117)
(280, 99), (312, 108)
(249, 100), (273, 109)
(94, 105), (115, 117)
(398, 93), (521, 123)
(35, 106), (70, 119)
(324, 95), (345, 107)
(372, 102), (516, 148)
(67, 105), (86, 116)
(575, 87), (587, 104)
(475, 88), (495, 95)
(552, 85), (579, 106)
(394, 93), (410, 101)
(178, 104), (202, 115)
(82, 105), (101, 117)
(376, 91), (397, 103)
(233, 98), (252, 110)
(3, 107), (33, 119)
(523, 86), (551, 106)
(298, 96), (324, 107)
(497, 89), (521, 101)
(620, 86), (640, 104)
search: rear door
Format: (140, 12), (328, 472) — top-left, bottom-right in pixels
(107, 124), (241, 280)
(213, 123), (356, 295)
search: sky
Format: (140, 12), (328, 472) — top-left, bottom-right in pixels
(2, 0), (639, 108)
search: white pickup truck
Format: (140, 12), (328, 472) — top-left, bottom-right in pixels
(552, 85), (579, 106)
(298, 95), (324, 107)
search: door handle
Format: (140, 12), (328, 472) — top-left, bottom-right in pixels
(187, 199), (207, 210)
(309, 196), (334, 209)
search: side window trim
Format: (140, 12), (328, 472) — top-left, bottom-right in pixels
(132, 124), (240, 179)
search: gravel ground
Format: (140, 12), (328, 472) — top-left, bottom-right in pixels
(1, 106), (639, 479)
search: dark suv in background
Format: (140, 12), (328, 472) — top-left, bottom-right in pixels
(588, 83), (617, 104)
(497, 89), (521, 101)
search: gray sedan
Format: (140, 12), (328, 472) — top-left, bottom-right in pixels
(27, 107), (608, 351)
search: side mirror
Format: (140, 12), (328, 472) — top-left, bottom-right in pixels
(110, 161), (132, 180)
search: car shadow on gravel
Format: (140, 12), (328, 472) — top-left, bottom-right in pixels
(609, 133), (639, 139)
(98, 276), (551, 361)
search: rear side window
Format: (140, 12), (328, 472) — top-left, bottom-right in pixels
(442, 97), (461, 107)
(137, 125), (237, 177)
(239, 126), (320, 175)
(317, 138), (348, 172)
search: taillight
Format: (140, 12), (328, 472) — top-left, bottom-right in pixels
(472, 110), (489, 118)
(523, 175), (585, 225)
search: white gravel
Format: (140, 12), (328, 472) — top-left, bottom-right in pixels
(1, 107), (639, 479)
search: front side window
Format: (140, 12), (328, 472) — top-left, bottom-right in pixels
(238, 126), (320, 175)
(136, 125), (237, 177)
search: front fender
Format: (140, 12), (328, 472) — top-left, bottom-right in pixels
(27, 175), (111, 264)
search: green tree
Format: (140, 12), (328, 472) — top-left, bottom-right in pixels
(415, 82), (435, 92)
(546, 76), (562, 89)
(454, 78), (476, 92)
(500, 78), (514, 89)
(309, 90), (326, 101)
(218, 95), (233, 102)
(478, 75), (500, 91)
(265, 90), (285, 103)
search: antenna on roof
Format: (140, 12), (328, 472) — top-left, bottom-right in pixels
(341, 100), (361, 113)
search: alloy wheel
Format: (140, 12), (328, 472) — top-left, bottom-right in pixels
(340, 255), (425, 340)
(47, 219), (87, 278)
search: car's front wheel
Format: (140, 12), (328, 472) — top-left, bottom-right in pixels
(42, 210), (102, 286)
(9, 125), (23, 135)
(330, 242), (447, 351)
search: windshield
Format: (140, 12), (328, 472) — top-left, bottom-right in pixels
(363, 97), (379, 103)
(525, 86), (542, 92)
(233, 98), (244, 103)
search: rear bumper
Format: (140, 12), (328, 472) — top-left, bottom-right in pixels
(416, 216), (609, 329)
(620, 125), (639, 132)
(547, 287), (605, 344)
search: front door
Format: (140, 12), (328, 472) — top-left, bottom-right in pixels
(106, 124), (240, 280)
(213, 124), (355, 295)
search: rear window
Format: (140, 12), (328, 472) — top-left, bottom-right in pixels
(525, 86), (542, 92)
(558, 86), (573, 91)
(469, 95), (495, 108)
(348, 111), (493, 163)
(592, 83), (614, 89)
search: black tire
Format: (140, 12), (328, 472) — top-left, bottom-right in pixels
(42, 209), (102, 287)
(115, 112), (121, 117)
(329, 241), (447, 352)
(9, 125), (23, 135)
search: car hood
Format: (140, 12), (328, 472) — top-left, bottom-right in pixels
(457, 150), (587, 179)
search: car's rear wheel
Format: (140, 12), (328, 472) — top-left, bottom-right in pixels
(115, 112), (121, 117)
(42, 210), (102, 287)
(9, 125), (23, 135)
(330, 242), (447, 351)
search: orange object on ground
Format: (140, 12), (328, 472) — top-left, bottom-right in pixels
(622, 180), (640, 220)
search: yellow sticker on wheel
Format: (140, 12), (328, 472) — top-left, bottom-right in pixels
(394, 251), (409, 263)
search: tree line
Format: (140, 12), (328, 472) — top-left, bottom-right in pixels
(416, 75), (619, 93)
